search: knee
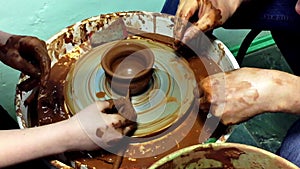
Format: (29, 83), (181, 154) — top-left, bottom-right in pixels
(277, 118), (300, 167)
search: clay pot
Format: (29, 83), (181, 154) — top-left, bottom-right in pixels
(101, 40), (155, 96)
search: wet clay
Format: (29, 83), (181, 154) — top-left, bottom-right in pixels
(67, 37), (223, 168)
(156, 146), (245, 169)
(173, 0), (223, 47)
(27, 33), (223, 168)
(96, 91), (106, 98)
(28, 56), (76, 126)
(68, 108), (203, 169)
(203, 147), (245, 168)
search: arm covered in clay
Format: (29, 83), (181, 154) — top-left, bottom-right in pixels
(198, 67), (300, 125)
(0, 100), (137, 167)
(0, 30), (51, 89)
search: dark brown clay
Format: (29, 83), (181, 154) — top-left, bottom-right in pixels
(101, 40), (155, 95)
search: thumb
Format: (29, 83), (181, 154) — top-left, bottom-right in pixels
(180, 5), (222, 44)
(296, 0), (300, 15)
(95, 100), (110, 112)
(174, 0), (198, 45)
(75, 102), (124, 149)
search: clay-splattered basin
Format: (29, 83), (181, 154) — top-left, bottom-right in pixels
(15, 11), (240, 169)
(149, 143), (299, 169)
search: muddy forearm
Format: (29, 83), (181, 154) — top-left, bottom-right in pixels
(264, 70), (300, 114)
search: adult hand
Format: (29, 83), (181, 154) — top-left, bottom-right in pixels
(0, 35), (51, 89)
(198, 67), (300, 125)
(174, 0), (242, 44)
(71, 99), (137, 150)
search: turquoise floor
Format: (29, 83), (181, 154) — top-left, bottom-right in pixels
(226, 44), (300, 153)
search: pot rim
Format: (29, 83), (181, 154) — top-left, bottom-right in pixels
(101, 40), (155, 80)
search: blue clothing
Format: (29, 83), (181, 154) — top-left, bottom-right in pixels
(161, 0), (179, 16)
(161, 0), (300, 75)
(162, 0), (300, 31)
(161, 0), (300, 167)
(224, 0), (300, 75)
(278, 118), (300, 167)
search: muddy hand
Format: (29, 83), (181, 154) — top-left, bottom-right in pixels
(104, 97), (137, 129)
(174, 0), (242, 46)
(0, 35), (51, 90)
(197, 67), (297, 125)
(74, 100), (137, 149)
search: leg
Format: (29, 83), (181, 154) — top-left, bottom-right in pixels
(271, 31), (300, 76)
(223, 0), (300, 73)
(277, 117), (300, 167)
(223, 0), (300, 31)
(160, 0), (300, 30)
(161, 0), (179, 15)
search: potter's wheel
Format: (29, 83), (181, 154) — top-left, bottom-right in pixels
(64, 38), (197, 137)
(15, 11), (239, 169)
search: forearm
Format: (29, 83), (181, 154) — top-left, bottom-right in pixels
(0, 31), (12, 45)
(0, 119), (84, 167)
(264, 70), (300, 114)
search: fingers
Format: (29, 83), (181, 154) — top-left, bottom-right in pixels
(32, 44), (51, 87)
(2, 48), (40, 77)
(104, 98), (137, 122)
(74, 103), (124, 148)
(123, 122), (138, 136)
(95, 100), (137, 135)
(1, 35), (51, 89)
(115, 97), (137, 122)
(198, 75), (219, 115)
(174, 0), (198, 46)
(197, 71), (255, 125)
(95, 100), (110, 111)
(1, 35), (40, 77)
(97, 98), (138, 137)
(199, 97), (210, 112)
(19, 37), (51, 87)
(181, 24), (201, 44)
(17, 78), (39, 92)
(174, 0), (223, 45)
